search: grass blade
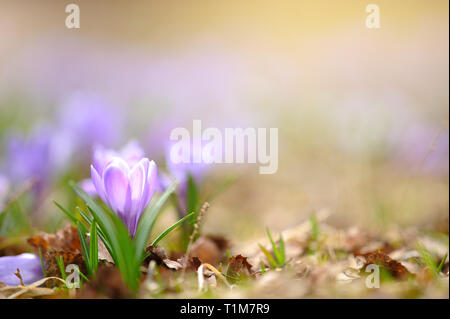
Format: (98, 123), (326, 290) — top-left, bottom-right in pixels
(77, 206), (111, 256)
(437, 253), (448, 274)
(70, 181), (115, 244)
(70, 182), (120, 260)
(76, 206), (92, 224)
(310, 215), (320, 241)
(266, 228), (282, 266)
(89, 220), (98, 275)
(186, 174), (198, 223)
(56, 256), (67, 281)
(417, 243), (438, 277)
(53, 200), (88, 233)
(258, 244), (278, 269)
(260, 260), (266, 274)
(77, 221), (91, 275)
(135, 181), (178, 262)
(151, 212), (194, 247)
(38, 247), (47, 277)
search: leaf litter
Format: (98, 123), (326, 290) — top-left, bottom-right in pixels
(0, 206), (448, 298)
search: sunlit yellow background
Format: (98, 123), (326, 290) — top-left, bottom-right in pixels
(0, 1), (448, 244)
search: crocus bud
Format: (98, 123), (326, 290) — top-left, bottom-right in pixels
(0, 253), (43, 286)
(91, 157), (158, 237)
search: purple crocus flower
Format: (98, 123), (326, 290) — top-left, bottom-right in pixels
(80, 141), (146, 197)
(92, 141), (145, 175)
(0, 253), (44, 286)
(90, 155), (158, 237)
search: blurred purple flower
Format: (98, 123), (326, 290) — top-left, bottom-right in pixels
(3, 130), (53, 197)
(0, 253), (44, 286)
(166, 138), (210, 185)
(165, 138), (211, 215)
(2, 126), (78, 211)
(58, 93), (123, 152)
(91, 156), (158, 237)
(392, 125), (449, 174)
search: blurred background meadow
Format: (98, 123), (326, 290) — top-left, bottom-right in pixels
(0, 0), (448, 251)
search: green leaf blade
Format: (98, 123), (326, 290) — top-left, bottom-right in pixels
(77, 221), (91, 275)
(89, 220), (98, 275)
(267, 228), (282, 266)
(135, 181), (178, 262)
(151, 212), (194, 247)
(259, 244), (278, 269)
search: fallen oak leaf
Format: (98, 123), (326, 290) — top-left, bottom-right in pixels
(27, 225), (82, 254)
(44, 249), (86, 285)
(189, 235), (229, 266)
(27, 225), (86, 286)
(145, 246), (183, 271)
(358, 251), (411, 280)
(228, 255), (253, 274)
(226, 254), (254, 283)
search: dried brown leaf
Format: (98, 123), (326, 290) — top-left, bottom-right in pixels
(359, 251), (411, 279)
(27, 225), (81, 254)
(226, 254), (254, 283)
(189, 236), (228, 266)
(97, 237), (114, 263)
(77, 263), (132, 299)
(27, 225), (87, 287)
(145, 246), (183, 271)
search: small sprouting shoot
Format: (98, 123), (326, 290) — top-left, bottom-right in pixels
(259, 228), (286, 270)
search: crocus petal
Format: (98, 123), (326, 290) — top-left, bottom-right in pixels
(141, 160), (158, 212)
(127, 159), (154, 236)
(0, 253), (43, 286)
(103, 160), (132, 219)
(91, 165), (107, 202)
(129, 160), (157, 237)
(126, 161), (146, 235)
(129, 159), (147, 204)
(92, 146), (118, 175)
